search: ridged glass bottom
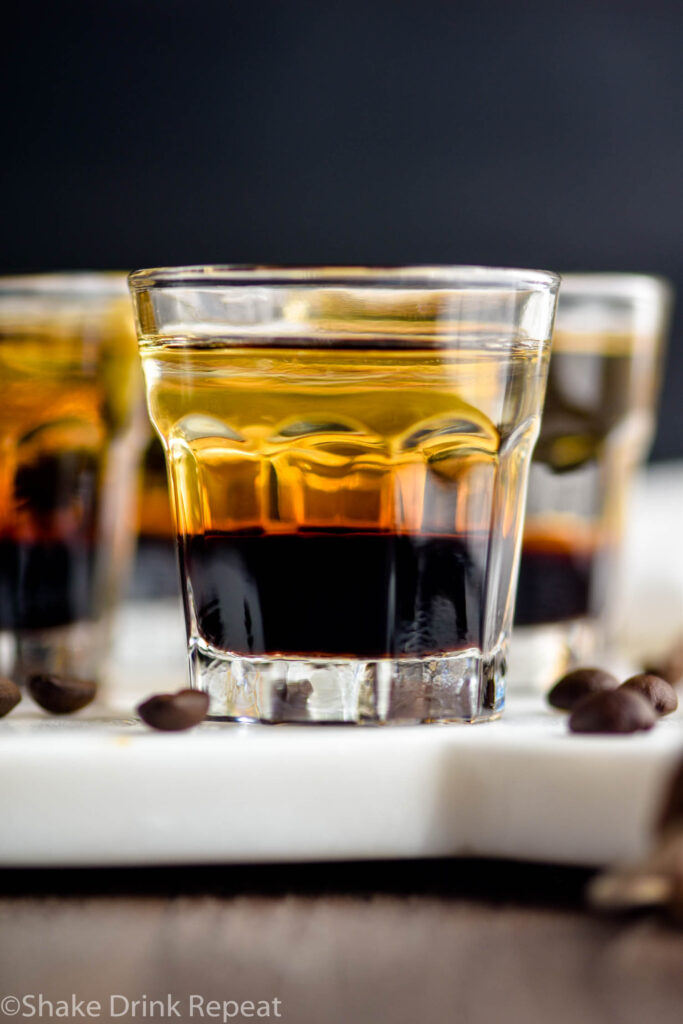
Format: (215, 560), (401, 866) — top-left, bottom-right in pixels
(189, 639), (506, 724)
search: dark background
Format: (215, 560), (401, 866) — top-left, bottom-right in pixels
(2, 0), (682, 459)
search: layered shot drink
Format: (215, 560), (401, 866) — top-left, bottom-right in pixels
(0, 274), (143, 684)
(131, 267), (558, 723)
(511, 274), (672, 688)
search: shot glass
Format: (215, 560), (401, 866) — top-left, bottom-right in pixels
(130, 266), (559, 723)
(0, 273), (144, 687)
(130, 431), (179, 599)
(510, 274), (672, 690)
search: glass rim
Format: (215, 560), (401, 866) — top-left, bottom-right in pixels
(558, 272), (673, 304)
(0, 271), (129, 298)
(128, 264), (561, 293)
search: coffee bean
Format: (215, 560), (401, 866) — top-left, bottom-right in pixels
(0, 677), (21, 718)
(548, 667), (619, 711)
(621, 673), (678, 716)
(569, 688), (656, 734)
(657, 757), (683, 836)
(137, 689), (209, 731)
(28, 674), (97, 714)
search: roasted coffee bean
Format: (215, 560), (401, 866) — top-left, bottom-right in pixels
(657, 757), (683, 835)
(137, 689), (209, 731)
(548, 667), (619, 711)
(0, 677), (21, 717)
(569, 688), (656, 734)
(621, 673), (678, 716)
(28, 674), (97, 714)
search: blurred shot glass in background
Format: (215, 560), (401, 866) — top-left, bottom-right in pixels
(0, 274), (144, 688)
(130, 265), (558, 724)
(509, 274), (673, 691)
(131, 432), (178, 599)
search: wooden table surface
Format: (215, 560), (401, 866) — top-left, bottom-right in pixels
(1, 859), (682, 1024)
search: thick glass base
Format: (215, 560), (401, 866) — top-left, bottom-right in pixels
(507, 618), (599, 694)
(0, 619), (111, 686)
(189, 639), (506, 724)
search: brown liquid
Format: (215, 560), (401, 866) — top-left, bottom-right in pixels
(515, 328), (659, 627)
(180, 528), (488, 658)
(0, 297), (139, 630)
(515, 531), (597, 626)
(142, 337), (548, 658)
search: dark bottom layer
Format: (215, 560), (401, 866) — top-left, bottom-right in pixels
(514, 545), (595, 626)
(180, 530), (490, 658)
(0, 539), (97, 630)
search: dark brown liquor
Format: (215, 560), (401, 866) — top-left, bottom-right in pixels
(0, 538), (97, 630)
(0, 446), (101, 630)
(179, 529), (488, 659)
(514, 540), (593, 626)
